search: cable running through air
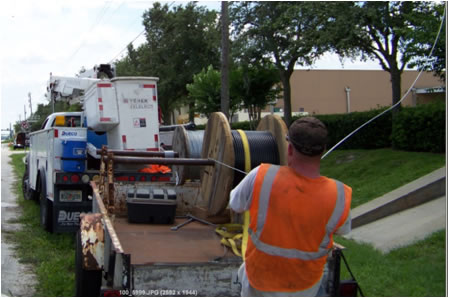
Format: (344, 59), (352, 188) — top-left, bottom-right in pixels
(321, 6), (446, 159)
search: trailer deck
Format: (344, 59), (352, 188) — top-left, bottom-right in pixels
(113, 217), (233, 265)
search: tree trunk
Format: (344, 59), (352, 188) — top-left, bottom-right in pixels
(390, 67), (402, 119)
(280, 71), (293, 127)
(188, 102), (195, 123)
(220, 1), (230, 119)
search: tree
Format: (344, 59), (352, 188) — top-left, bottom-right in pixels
(233, 64), (281, 129)
(140, 2), (221, 124)
(231, 2), (330, 126)
(405, 2), (446, 81)
(187, 65), (241, 119)
(115, 43), (148, 77)
(187, 64), (280, 126)
(220, 1), (230, 119)
(326, 2), (445, 118)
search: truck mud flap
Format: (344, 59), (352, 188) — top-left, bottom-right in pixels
(53, 203), (92, 233)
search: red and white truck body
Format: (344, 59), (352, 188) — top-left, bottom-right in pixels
(25, 76), (163, 233)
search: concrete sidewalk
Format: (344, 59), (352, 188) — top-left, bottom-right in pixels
(345, 196), (446, 253)
(344, 167), (446, 254)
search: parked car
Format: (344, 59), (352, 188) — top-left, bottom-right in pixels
(13, 132), (27, 149)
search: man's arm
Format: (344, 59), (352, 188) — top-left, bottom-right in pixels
(229, 166), (260, 213)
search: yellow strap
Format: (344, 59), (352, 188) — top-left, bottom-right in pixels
(216, 224), (243, 256)
(216, 131), (252, 259)
(236, 130), (251, 261)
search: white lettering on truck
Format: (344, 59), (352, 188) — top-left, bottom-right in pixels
(61, 131), (78, 137)
(58, 211), (81, 225)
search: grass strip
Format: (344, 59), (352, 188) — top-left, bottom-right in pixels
(7, 153), (75, 296)
(321, 148), (445, 208)
(336, 230), (446, 297)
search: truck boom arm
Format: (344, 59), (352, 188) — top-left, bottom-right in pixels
(46, 76), (99, 102)
(46, 64), (115, 103)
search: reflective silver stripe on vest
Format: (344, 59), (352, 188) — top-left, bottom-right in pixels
(249, 165), (346, 260)
(255, 165), (280, 238)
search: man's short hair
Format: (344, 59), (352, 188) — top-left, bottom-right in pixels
(287, 117), (328, 157)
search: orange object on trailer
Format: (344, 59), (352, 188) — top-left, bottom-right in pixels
(138, 164), (172, 174)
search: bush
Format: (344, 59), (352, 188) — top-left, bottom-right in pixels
(194, 102), (445, 154)
(392, 101), (445, 153)
(291, 107), (392, 150)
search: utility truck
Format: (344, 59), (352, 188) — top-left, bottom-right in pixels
(23, 65), (164, 233)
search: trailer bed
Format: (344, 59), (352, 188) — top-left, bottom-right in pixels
(113, 217), (232, 265)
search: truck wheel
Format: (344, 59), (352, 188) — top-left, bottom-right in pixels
(22, 171), (37, 201)
(39, 180), (53, 233)
(75, 230), (102, 297)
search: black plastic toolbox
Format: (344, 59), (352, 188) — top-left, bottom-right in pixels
(127, 188), (177, 224)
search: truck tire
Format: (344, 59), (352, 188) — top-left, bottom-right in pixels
(39, 177), (53, 232)
(22, 171), (38, 201)
(75, 230), (102, 297)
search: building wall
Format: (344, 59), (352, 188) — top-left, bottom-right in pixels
(276, 69), (444, 115)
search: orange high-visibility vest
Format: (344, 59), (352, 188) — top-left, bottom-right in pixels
(245, 164), (352, 292)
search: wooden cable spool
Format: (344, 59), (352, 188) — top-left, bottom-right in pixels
(172, 126), (204, 184)
(199, 112), (288, 216)
(256, 114), (288, 166)
(200, 112), (235, 216)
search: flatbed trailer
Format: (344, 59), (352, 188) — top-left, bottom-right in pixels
(76, 180), (242, 296)
(74, 137), (352, 297)
(76, 180), (348, 297)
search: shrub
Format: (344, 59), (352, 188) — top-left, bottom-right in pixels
(194, 102), (445, 154)
(392, 101), (445, 153)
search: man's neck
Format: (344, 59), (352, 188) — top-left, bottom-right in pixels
(290, 156), (321, 179)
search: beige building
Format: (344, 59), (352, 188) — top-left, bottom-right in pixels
(275, 69), (445, 115)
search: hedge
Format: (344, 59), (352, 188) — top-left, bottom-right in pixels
(310, 108), (392, 151)
(391, 101), (445, 153)
(193, 102), (445, 153)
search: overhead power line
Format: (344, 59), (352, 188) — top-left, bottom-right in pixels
(66, 1), (114, 65)
(108, 1), (176, 64)
(321, 5), (447, 159)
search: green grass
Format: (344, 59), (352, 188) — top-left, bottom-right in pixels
(336, 230), (446, 296)
(6, 153), (75, 297)
(5, 148), (447, 296)
(321, 148), (446, 208)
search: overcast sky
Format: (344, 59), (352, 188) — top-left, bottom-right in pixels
(0, 0), (382, 131)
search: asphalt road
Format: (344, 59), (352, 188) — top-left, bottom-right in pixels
(1, 144), (36, 296)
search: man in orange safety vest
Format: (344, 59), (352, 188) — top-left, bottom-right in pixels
(230, 117), (352, 296)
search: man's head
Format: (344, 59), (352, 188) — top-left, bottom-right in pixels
(287, 117), (328, 157)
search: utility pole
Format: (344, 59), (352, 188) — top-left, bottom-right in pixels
(220, 1), (230, 119)
(28, 92), (33, 116)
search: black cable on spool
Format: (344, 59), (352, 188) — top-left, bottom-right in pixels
(231, 130), (280, 187)
(177, 128), (280, 186)
(231, 130), (247, 186)
(244, 131), (280, 169)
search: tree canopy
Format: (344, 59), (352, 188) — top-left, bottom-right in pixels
(186, 63), (280, 127)
(230, 1), (331, 126)
(116, 2), (221, 124)
(325, 1), (446, 116)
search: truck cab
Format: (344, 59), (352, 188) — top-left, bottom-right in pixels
(39, 112), (84, 130)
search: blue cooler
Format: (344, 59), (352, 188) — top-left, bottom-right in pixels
(62, 140), (86, 172)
